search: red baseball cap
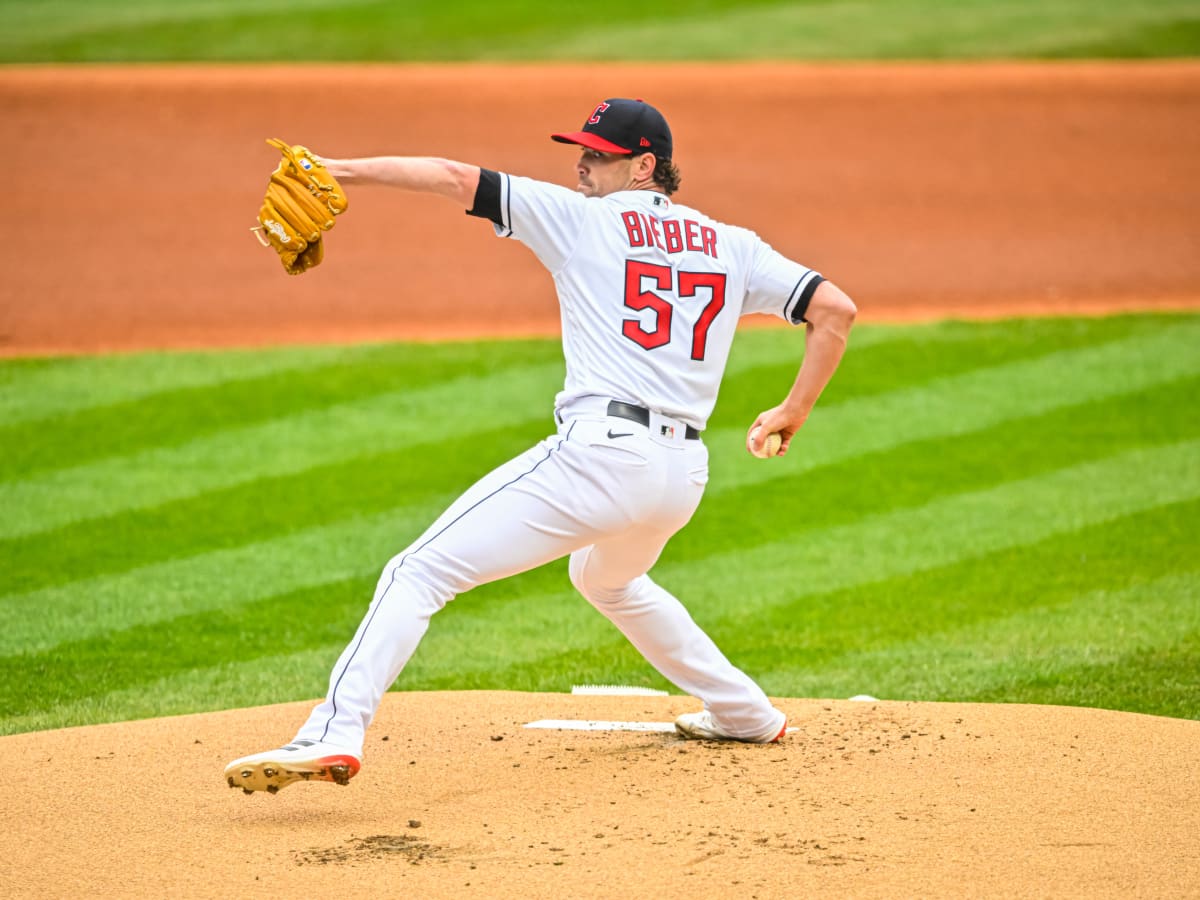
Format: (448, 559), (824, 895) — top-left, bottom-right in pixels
(551, 98), (673, 160)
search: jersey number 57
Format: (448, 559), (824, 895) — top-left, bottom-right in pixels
(623, 261), (726, 361)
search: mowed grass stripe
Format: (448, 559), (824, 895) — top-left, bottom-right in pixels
(716, 313), (1186, 413)
(3, 0), (341, 46)
(0, 338), (562, 476)
(0, 503), (430, 656)
(0, 313), (1178, 471)
(675, 375), (1200, 561)
(3, 438), (1194, 696)
(0, 420), (545, 595)
(742, 497), (1196, 677)
(5, 369), (1194, 597)
(7, 0), (1196, 62)
(968, 632), (1200, 718)
(0, 318), (959, 480)
(0, 342), (374, 427)
(406, 441), (1199, 686)
(0, 313), (1185, 489)
(0, 645), (340, 737)
(0, 576), (369, 717)
(3, 319), (1195, 543)
(0, 371), (1176, 646)
(2, 341), (1194, 635)
(399, 492), (1200, 692)
(26, 597), (1194, 736)
(6, 498), (1191, 733)
(0, 313), (907, 437)
(674, 440), (1198, 615)
(0, 360), (564, 540)
(773, 570), (1199, 714)
(706, 318), (1200, 489)
(494, 0), (1200, 62)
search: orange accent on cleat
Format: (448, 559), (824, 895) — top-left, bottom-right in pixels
(223, 741), (362, 794)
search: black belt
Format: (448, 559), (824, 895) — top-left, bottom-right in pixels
(608, 400), (701, 440)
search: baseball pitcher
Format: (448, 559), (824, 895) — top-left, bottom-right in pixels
(227, 98), (857, 794)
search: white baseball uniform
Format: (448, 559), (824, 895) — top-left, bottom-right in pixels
(294, 171), (824, 752)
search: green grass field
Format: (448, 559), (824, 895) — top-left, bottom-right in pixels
(2, 0), (1198, 62)
(2, 313), (1197, 736)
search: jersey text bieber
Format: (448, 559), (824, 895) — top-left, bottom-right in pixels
(621, 211), (718, 259)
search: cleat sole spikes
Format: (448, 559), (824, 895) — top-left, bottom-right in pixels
(224, 744), (361, 794)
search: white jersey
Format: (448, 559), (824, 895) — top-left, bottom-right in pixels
(276, 163), (806, 770)
(485, 173), (823, 430)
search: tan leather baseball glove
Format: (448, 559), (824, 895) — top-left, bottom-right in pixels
(253, 139), (348, 275)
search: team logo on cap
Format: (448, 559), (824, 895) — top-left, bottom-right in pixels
(588, 102), (610, 124)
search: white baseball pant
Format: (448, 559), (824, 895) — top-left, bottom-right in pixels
(295, 398), (785, 753)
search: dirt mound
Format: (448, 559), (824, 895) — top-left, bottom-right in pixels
(3, 691), (1196, 898)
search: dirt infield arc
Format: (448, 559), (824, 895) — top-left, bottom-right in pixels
(2, 62), (1199, 355)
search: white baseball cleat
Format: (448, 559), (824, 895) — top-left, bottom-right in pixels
(674, 710), (788, 743)
(224, 739), (361, 794)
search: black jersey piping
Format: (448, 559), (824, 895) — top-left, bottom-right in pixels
(787, 272), (825, 324)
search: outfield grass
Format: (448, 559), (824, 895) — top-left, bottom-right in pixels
(1, 0), (1197, 62)
(1, 313), (1197, 735)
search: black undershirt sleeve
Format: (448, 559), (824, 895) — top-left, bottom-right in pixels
(465, 168), (503, 226)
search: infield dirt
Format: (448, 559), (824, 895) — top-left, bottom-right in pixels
(2, 62), (1199, 354)
(4, 692), (1199, 899)
(1, 63), (1198, 899)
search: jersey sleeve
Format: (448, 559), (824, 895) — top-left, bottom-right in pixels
(466, 169), (588, 272)
(741, 238), (825, 325)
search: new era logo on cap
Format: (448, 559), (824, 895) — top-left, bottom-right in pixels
(551, 98), (673, 160)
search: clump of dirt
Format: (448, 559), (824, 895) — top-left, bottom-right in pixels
(296, 833), (441, 866)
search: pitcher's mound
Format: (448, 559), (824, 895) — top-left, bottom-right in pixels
(3, 691), (1196, 898)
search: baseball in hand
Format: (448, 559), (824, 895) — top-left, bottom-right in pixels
(750, 427), (783, 459)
